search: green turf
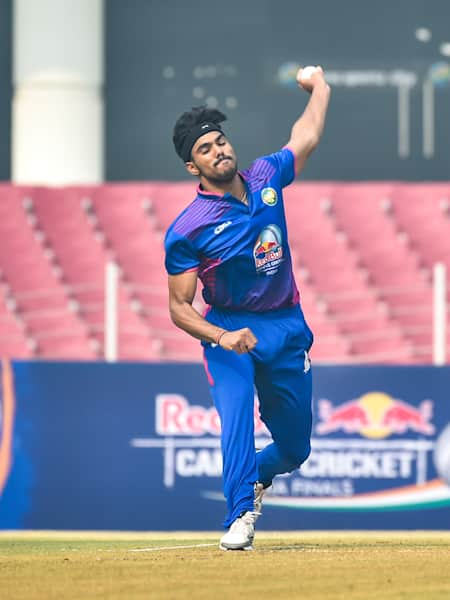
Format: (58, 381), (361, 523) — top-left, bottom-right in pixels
(0, 532), (449, 600)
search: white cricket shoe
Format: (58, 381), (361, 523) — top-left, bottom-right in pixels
(219, 511), (258, 551)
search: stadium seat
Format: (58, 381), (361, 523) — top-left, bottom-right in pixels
(327, 184), (434, 359)
(0, 183), (448, 364)
(389, 184), (450, 271)
(0, 186), (97, 358)
(0, 290), (32, 358)
(149, 182), (198, 232)
(284, 184), (409, 361)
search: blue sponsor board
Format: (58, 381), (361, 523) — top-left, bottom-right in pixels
(1, 360), (450, 530)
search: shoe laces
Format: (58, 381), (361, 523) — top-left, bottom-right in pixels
(229, 511), (258, 534)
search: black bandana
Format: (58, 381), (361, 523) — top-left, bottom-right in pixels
(179, 122), (223, 162)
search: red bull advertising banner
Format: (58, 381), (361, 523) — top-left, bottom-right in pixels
(1, 361), (450, 530)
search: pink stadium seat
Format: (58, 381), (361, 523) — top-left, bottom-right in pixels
(150, 182), (198, 232)
(31, 187), (159, 360)
(0, 292), (31, 358)
(91, 184), (206, 359)
(0, 183), (448, 364)
(389, 185), (450, 271)
(327, 184), (434, 358)
(0, 186), (96, 358)
(284, 184), (409, 359)
(92, 185), (167, 287)
(158, 332), (204, 362)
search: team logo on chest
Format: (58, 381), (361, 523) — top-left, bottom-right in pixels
(261, 187), (278, 206)
(253, 224), (284, 276)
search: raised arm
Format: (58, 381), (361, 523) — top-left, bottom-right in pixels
(168, 271), (257, 354)
(286, 66), (331, 176)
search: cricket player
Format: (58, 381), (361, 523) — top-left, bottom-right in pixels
(165, 66), (330, 550)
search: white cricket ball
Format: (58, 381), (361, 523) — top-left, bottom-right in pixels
(300, 66), (318, 81)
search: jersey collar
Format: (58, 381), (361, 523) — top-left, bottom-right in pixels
(196, 171), (248, 201)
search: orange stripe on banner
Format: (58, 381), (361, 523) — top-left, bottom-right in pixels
(354, 479), (444, 499)
(0, 358), (16, 495)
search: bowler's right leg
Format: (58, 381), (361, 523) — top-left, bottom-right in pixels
(203, 344), (257, 529)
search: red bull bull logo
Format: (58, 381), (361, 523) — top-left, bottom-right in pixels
(253, 224), (284, 275)
(316, 392), (435, 438)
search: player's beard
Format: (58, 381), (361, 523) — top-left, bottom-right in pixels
(205, 158), (238, 184)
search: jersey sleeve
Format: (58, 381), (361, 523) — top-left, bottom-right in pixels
(164, 229), (200, 275)
(265, 147), (296, 188)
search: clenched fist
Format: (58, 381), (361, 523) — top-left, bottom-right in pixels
(296, 65), (325, 93)
(218, 328), (258, 354)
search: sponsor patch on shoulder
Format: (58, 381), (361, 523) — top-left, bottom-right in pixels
(261, 187), (278, 206)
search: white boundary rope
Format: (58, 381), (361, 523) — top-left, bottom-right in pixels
(129, 543), (217, 552)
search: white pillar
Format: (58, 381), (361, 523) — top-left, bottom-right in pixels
(433, 263), (447, 366)
(12, 0), (103, 184)
(105, 261), (119, 362)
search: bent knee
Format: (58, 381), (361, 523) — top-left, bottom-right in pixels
(284, 442), (311, 471)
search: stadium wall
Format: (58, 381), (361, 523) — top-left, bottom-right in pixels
(2, 1), (449, 182)
(105, 0), (450, 181)
(1, 359), (450, 530)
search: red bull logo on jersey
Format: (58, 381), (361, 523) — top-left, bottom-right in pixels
(253, 224), (284, 276)
(316, 392), (435, 438)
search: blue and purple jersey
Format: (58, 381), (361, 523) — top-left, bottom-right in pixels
(164, 147), (300, 312)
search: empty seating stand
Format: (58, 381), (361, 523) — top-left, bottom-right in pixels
(0, 182), (448, 363)
(0, 186), (96, 359)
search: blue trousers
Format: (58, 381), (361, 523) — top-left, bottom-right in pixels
(203, 305), (313, 528)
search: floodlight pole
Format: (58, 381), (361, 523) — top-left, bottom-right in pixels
(423, 77), (435, 159)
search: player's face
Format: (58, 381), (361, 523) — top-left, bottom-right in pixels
(187, 132), (238, 183)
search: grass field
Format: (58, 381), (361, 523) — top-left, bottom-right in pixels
(1, 531), (450, 600)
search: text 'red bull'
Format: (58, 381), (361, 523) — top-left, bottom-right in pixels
(156, 394), (268, 436)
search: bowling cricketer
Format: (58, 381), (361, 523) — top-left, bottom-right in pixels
(165, 66), (331, 550)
